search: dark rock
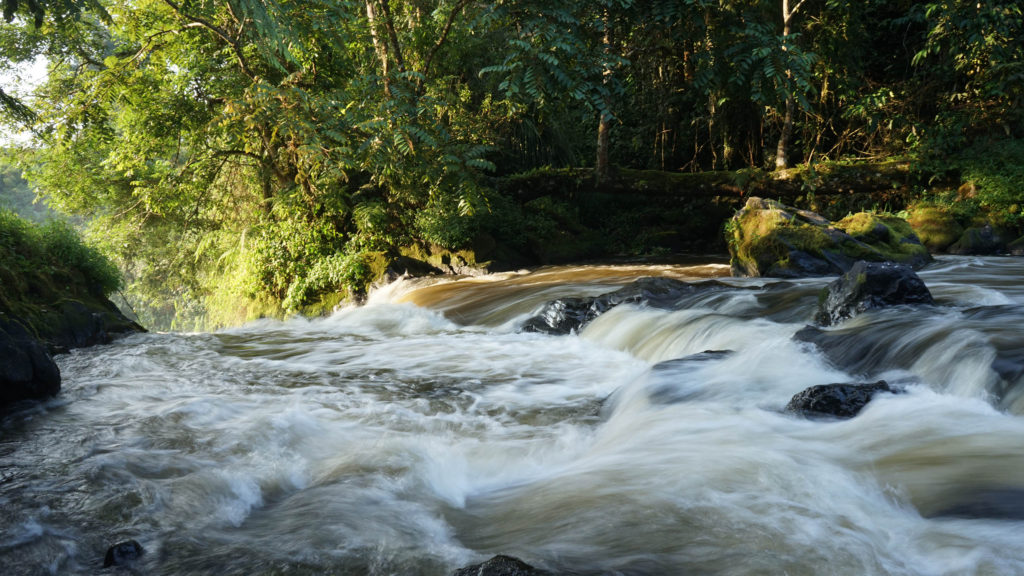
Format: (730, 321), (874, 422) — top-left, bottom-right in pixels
(384, 254), (446, 281)
(948, 224), (1009, 255)
(0, 318), (61, 405)
(727, 197), (931, 278)
(815, 261), (934, 326)
(1, 298), (142, 409)
(452, 555), (551, 576)
(103, 539), (144, 567)
(785, 380), (896, 419)
(793, 325), (879, 374)
(520, 296), (595, 335)
(931, 489), (1024, 521)
(521, 277), (732, 335)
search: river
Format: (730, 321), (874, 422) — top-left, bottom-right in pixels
(2, 256), (1023, 575)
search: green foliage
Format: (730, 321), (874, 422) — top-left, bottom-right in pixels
(0, 208), (121, 314)
(283, 249), (389, 312)
(414, 194), (480, 250)
(924, 135), (1024, 231)
(1, 0), (1022, 328)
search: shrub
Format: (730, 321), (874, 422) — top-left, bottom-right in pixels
(0, 208), (122, 307)
(40, 219), (122, 295)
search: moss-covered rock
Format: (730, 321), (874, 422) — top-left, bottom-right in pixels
(905, 204), (965, 252)
(949, 224), (1011, 255)
(1009, 236), (1024, 256)
(399, 243), (490, 276)
(727, 197), (931, 277)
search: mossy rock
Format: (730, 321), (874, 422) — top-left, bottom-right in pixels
(1009, 236), (1024, 256)
(727, 197), (931, 278)
(906, 204), (964, 252)
(949, 225), (1012, 255)
(399, 243), (489, 276)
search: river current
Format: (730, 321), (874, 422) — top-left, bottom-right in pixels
(2, 256), (1024, 575)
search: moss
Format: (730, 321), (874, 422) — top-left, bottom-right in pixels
(835, 212), (930, 263)
(728, 198), (932, 277)
(905, 204), (965, 252)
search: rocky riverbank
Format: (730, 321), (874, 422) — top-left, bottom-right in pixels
(0, 211), (141, 409)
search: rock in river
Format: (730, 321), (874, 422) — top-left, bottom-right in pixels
(452, 555), (552, 576)
(0, 317), (61, 406)
(521, 277), (732, 335)
(727, 197), (931, 278)
(785, 381), (897, 419)
(815, 260), (934, 326)
(104, 539), (144, 567)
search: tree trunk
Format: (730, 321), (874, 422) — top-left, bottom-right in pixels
(365, 1), (392, 95)
(595, 11), (612, 184)
(596, 111), (611, 182)
(776, 93), (794, 169)
(775, 0), (799, 170)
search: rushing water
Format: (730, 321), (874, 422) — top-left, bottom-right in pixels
(3, 256), (1024, 575)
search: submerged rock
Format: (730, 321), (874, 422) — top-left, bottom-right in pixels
(103, 539), (144, 567)
(653, 350), (734, 370)
(726, 197), (931, 278)
(452, 555), (551, 576)
(648, 350), (734, 403)
(785, 381), (896, 419)
(815, 260), (934, 326)
(931, 489), (1024, 521)
(521, 277), (731, 335)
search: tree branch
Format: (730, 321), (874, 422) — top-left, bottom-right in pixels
(421, 0), (471, 84)
(162, 0), (255, 79)
(212, 149), (263, 161)
(790, 0), (810, 21)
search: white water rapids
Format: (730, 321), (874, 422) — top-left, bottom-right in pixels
(2, 256), (1024, 575)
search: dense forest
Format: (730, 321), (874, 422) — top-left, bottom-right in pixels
(1, 0), (1022, 329)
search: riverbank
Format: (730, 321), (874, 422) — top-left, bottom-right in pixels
(390, 160), (1020, 280)
(0, 210), (141, 408)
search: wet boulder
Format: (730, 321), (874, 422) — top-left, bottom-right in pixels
(520, 296), (596, 335)
(815, 260), (934, 326)
(103, 539), (144, 567)
(726, 197), (931, 278)
(452, 555), (551, 576)
(0, 317), (61, 406)
(521, 277), (731, 335)
(931, 489), (1024, 521)
(785, 380), (896, 419)
(648, 350), (734, 403)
